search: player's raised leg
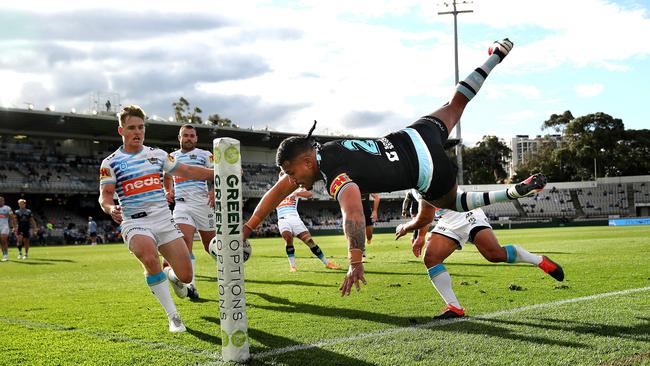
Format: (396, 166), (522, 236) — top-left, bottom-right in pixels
(130, 235), (186, 332)
(297, 231), (341, 269)
(430, 38), (513, 134)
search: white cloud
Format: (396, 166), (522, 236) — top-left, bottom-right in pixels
(0, 0), (649, 139)
(575, 84), (604, 97)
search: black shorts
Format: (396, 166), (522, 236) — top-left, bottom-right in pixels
(408, 116), (458, 201)
(362, 199), (373, 227)
(17, 226), (31, 238)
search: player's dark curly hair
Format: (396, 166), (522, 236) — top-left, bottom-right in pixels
(275, 121), (317, 167)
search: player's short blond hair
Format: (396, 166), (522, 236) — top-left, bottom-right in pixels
(118, 105), (146, 126)
(18, 199), (26, 204)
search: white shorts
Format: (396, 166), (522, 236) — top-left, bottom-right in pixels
(430, 209), (491, 249)
(121, 210), (183, 250)
(278, 216), (308, 236)
(0, 225), (9, 236)
(172, 201), (215, 232)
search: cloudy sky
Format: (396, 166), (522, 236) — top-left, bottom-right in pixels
(1, 0), (649, 145)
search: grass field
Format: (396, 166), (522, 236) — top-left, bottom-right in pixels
(1, 226), (649, 365)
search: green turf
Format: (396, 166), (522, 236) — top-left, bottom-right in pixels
(1, 226), (649, 365)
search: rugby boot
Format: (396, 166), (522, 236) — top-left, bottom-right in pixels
(168, 313), (186, 333)
(508, 173), (547, 198)
(187, 284), (200, 301)
(488, 38), (514, 62)
(163, 267), (188, 299)
(539, 255), (565, 282)
(433, 304), (465, 320)
(325, 261), (341, 270)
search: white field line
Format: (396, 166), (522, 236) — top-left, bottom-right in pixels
(6, 286), (649, 365)
(0, 317), (223, 362)
(251, 286), (650, 360)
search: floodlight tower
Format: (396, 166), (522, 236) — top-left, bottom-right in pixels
(438, 0), (472, 185)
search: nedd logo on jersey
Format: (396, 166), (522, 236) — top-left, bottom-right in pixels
(121, 173), (162, 196)
(329, 173), (352, 199)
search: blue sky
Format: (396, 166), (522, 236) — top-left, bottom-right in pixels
(0, 0), (648, 146)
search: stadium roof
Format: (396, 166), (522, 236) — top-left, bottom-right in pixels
(0, 107), (459, 149)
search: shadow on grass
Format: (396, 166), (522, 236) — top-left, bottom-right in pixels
(248, 291), (432, 328)
(25, 258), (76, 263)
(485, 317), (650, 342)
(200, 316), (374, 365)
(248, 328), (376, 366)
(429, 318), (588, 349)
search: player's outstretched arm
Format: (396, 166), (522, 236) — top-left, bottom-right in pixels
(243, 174), (298, 238)
(337, 183), (367, 296)
(395, 199), (436, 239)
(171, 163), (213, 181)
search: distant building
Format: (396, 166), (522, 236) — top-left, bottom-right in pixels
(509, 134), (562, 176)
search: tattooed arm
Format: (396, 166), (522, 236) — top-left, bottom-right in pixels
(337, 182), (367, 296)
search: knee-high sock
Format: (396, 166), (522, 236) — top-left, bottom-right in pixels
(504, 245), (542, 265)
(456, 53), (502, 101)
(455, 190), (513, 212)
(286, 245), (296, 267)
(306, 239), (329, 265)
(428, 264), (461, 308)
(146, 272), (178, 318)
(190, 252), (196, 286)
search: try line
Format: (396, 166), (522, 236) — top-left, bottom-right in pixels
(250, 285), (650, 360)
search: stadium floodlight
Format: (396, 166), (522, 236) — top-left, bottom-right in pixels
(212, 137), (250, 363)
(46, 105), (56, 112)
(438, 0), (473, 185)
(168, 116), (174, 122)
(92, 110), (98, 115)
(70, 108), (76, 114)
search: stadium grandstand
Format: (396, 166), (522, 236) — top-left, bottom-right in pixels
(1, 107), (649, 245)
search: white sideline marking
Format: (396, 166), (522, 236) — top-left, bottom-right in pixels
(0, 317), (223, 362)
(251, 286), (650, 360)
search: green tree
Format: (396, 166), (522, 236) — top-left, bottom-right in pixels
(207, 113), (238, 128)
(462, 135), (511, 184)
(171, 97), (203, 124)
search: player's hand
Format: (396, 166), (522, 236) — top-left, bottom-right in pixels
(165, 191), (174, 204)
(208, 190), (215, 208)
(110, 205), (123, 224)
(395, 223), (409, 240)
(411, 236), (425, 258)
(371, 211), (378, 222)
(340, 262), (367, 296)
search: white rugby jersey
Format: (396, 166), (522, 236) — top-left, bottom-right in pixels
(0, 205), (13, 227)
(170, 148), (213, 204)
(276, 190), (303, 218)
(100, 145), (178, 218)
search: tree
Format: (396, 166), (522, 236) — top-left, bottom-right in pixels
(207, 113), (238, 128)
(461, 135), (511, 184)
(171, 97), (203, 124)
(518, 111), (650, 181)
